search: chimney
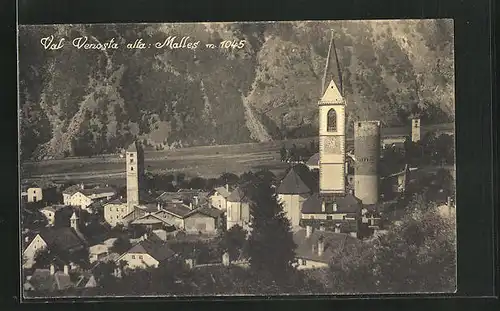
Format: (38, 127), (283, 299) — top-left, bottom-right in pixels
(333, 203), (338, 212)
(189, 202), (193, 209)
(225, 184), (229, 192)
(157, 202), (161, 211)
(194, 196), (199, 206)
(80, 183), (84, 190)
(25, 236), (29, 243)
(318, 237), (324, 256)
(222, 252), (230, 266)
(50, 264), (55, 275)
(306, 225), (312, 238)
(321, 201), (326, 212)
(63, 265), (69, 275)
(143, 233), (148, 240)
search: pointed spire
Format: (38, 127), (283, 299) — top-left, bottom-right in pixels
(320, 80), (344, 104)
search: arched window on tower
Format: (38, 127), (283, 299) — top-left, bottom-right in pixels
(327, 108), (337, 132)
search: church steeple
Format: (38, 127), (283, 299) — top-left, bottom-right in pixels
(321, 80), (344, 104)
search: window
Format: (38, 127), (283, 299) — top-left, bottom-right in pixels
(139, 255), (143, 260)
(33, 190), (36, 194)
(130, 159), (134, 164)
(327, 108), (337, 132)
(129, 153), (134, 157)
(131, 167), (134, 171)
(132, 255), (135, 259)
(301, 259), (307, 265)
(326, 215), (332, 220)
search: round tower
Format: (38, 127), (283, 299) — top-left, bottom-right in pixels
(354, 121), (381, 205)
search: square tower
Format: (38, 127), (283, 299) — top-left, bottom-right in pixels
(319, 80), (346, 195)
(411, 118), (421, 142)
(126, 141), (143, 211)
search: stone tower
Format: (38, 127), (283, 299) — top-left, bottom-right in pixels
(126, 141), (144, 211)
(411, 118), (421, 143)
(319, 79), (346, 195)
(354, 121), (381, 205)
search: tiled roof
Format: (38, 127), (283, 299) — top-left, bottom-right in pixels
(127, 142), (138, 152)
(162, 203), (193, 218)
(62, 184), (83, 195)
(131, 213), (173, 226)
(79, 187), (116, 197)
(38, 227), (87, 251)
(277, 167), (311, 194)
(293, 229), (361, 263)
(213, 186), (232, 198)
(306, 153), (320, 167)
(186, 206), (224, 219)
(125, 239), (175, 262)
(227, 187), (247, 202)
(29, 269), (73, 291)
(301, 193), (361, 214)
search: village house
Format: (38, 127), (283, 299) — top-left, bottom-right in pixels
(66, 186), (117, 211)
(277, 167), (311, 228)
(24, 264), (73, 293)
(103, 196), (128, 227)
(23, 210), (87, 268)
(39, 205), (73, 227)
(116, 238), (175, 269)
(27, 187), (43, 203)
(183, 206), (224, 234)
(300, 193), (362, 237)
(208, 185), (232, 211)
(293, 226), (361, 270)
(226, 187), (251, 231)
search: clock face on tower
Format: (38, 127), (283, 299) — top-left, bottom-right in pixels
(321, 136), (342, 153)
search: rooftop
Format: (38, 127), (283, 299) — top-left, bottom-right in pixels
(212, 186), (232, 198)
(301, 193), (361, 214)
(293, 228), (361, 263)
(277, 167), (311, 194)
(124, 239), (175, 262)
(38, 227), (87, 250)
(186, 206), (224, 219)
(28, 269), (73, 292)
(227, 187), (247, 202)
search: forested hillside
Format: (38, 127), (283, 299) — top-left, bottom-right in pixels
(19, 20), (454, 161)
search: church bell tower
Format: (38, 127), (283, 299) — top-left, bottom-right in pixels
(319, 80), (346, 196)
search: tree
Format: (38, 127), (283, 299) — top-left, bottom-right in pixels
(246, 179), (297, 281)
(110, 236), (132, 254)
(218, 172), (239, 186)
(218, 224), (248, 261)
(280, 145), (287, 162)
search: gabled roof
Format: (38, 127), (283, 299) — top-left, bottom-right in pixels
(186, 206), (224, 219)
(62, 184), (84, 195)
(127, 142), (138, 152)
(41, 205), (71, 213)
(320, 80), (344, 104)
(277, 167), (311, 194)
(28, 269), (73, 292)
(131, 213), (173, 226)
(301, 193), (361, 214)
(161, 203), (193, 218)
(306, 153), (320, 167)
(37, 227), (87, 251)
(124, 239), (175, 262)
(212, 186), (232, 198)
(293, 229), (361, 263)
(79, 187), (116, 197)
(227, 187), (247, 202)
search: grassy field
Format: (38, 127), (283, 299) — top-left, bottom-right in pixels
(21, 138), (316, 186)
(21, 122), (455, 187)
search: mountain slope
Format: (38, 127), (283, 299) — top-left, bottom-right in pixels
(18, 20), (454, 161)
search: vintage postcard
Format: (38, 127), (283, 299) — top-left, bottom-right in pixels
(18, 20), (456, 298)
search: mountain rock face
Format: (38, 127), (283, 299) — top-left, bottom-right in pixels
(18, 20), (454, 161)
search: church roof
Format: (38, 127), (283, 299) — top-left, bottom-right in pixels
(277, 167), (311, 194)
(227, 187), (247, 202)
(38, 227), (87, 250)
(301, 193), (361, 214)
(320, 80), (344, 104)
(306, 153), (320, 167)
(127, 142), (138, 152)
